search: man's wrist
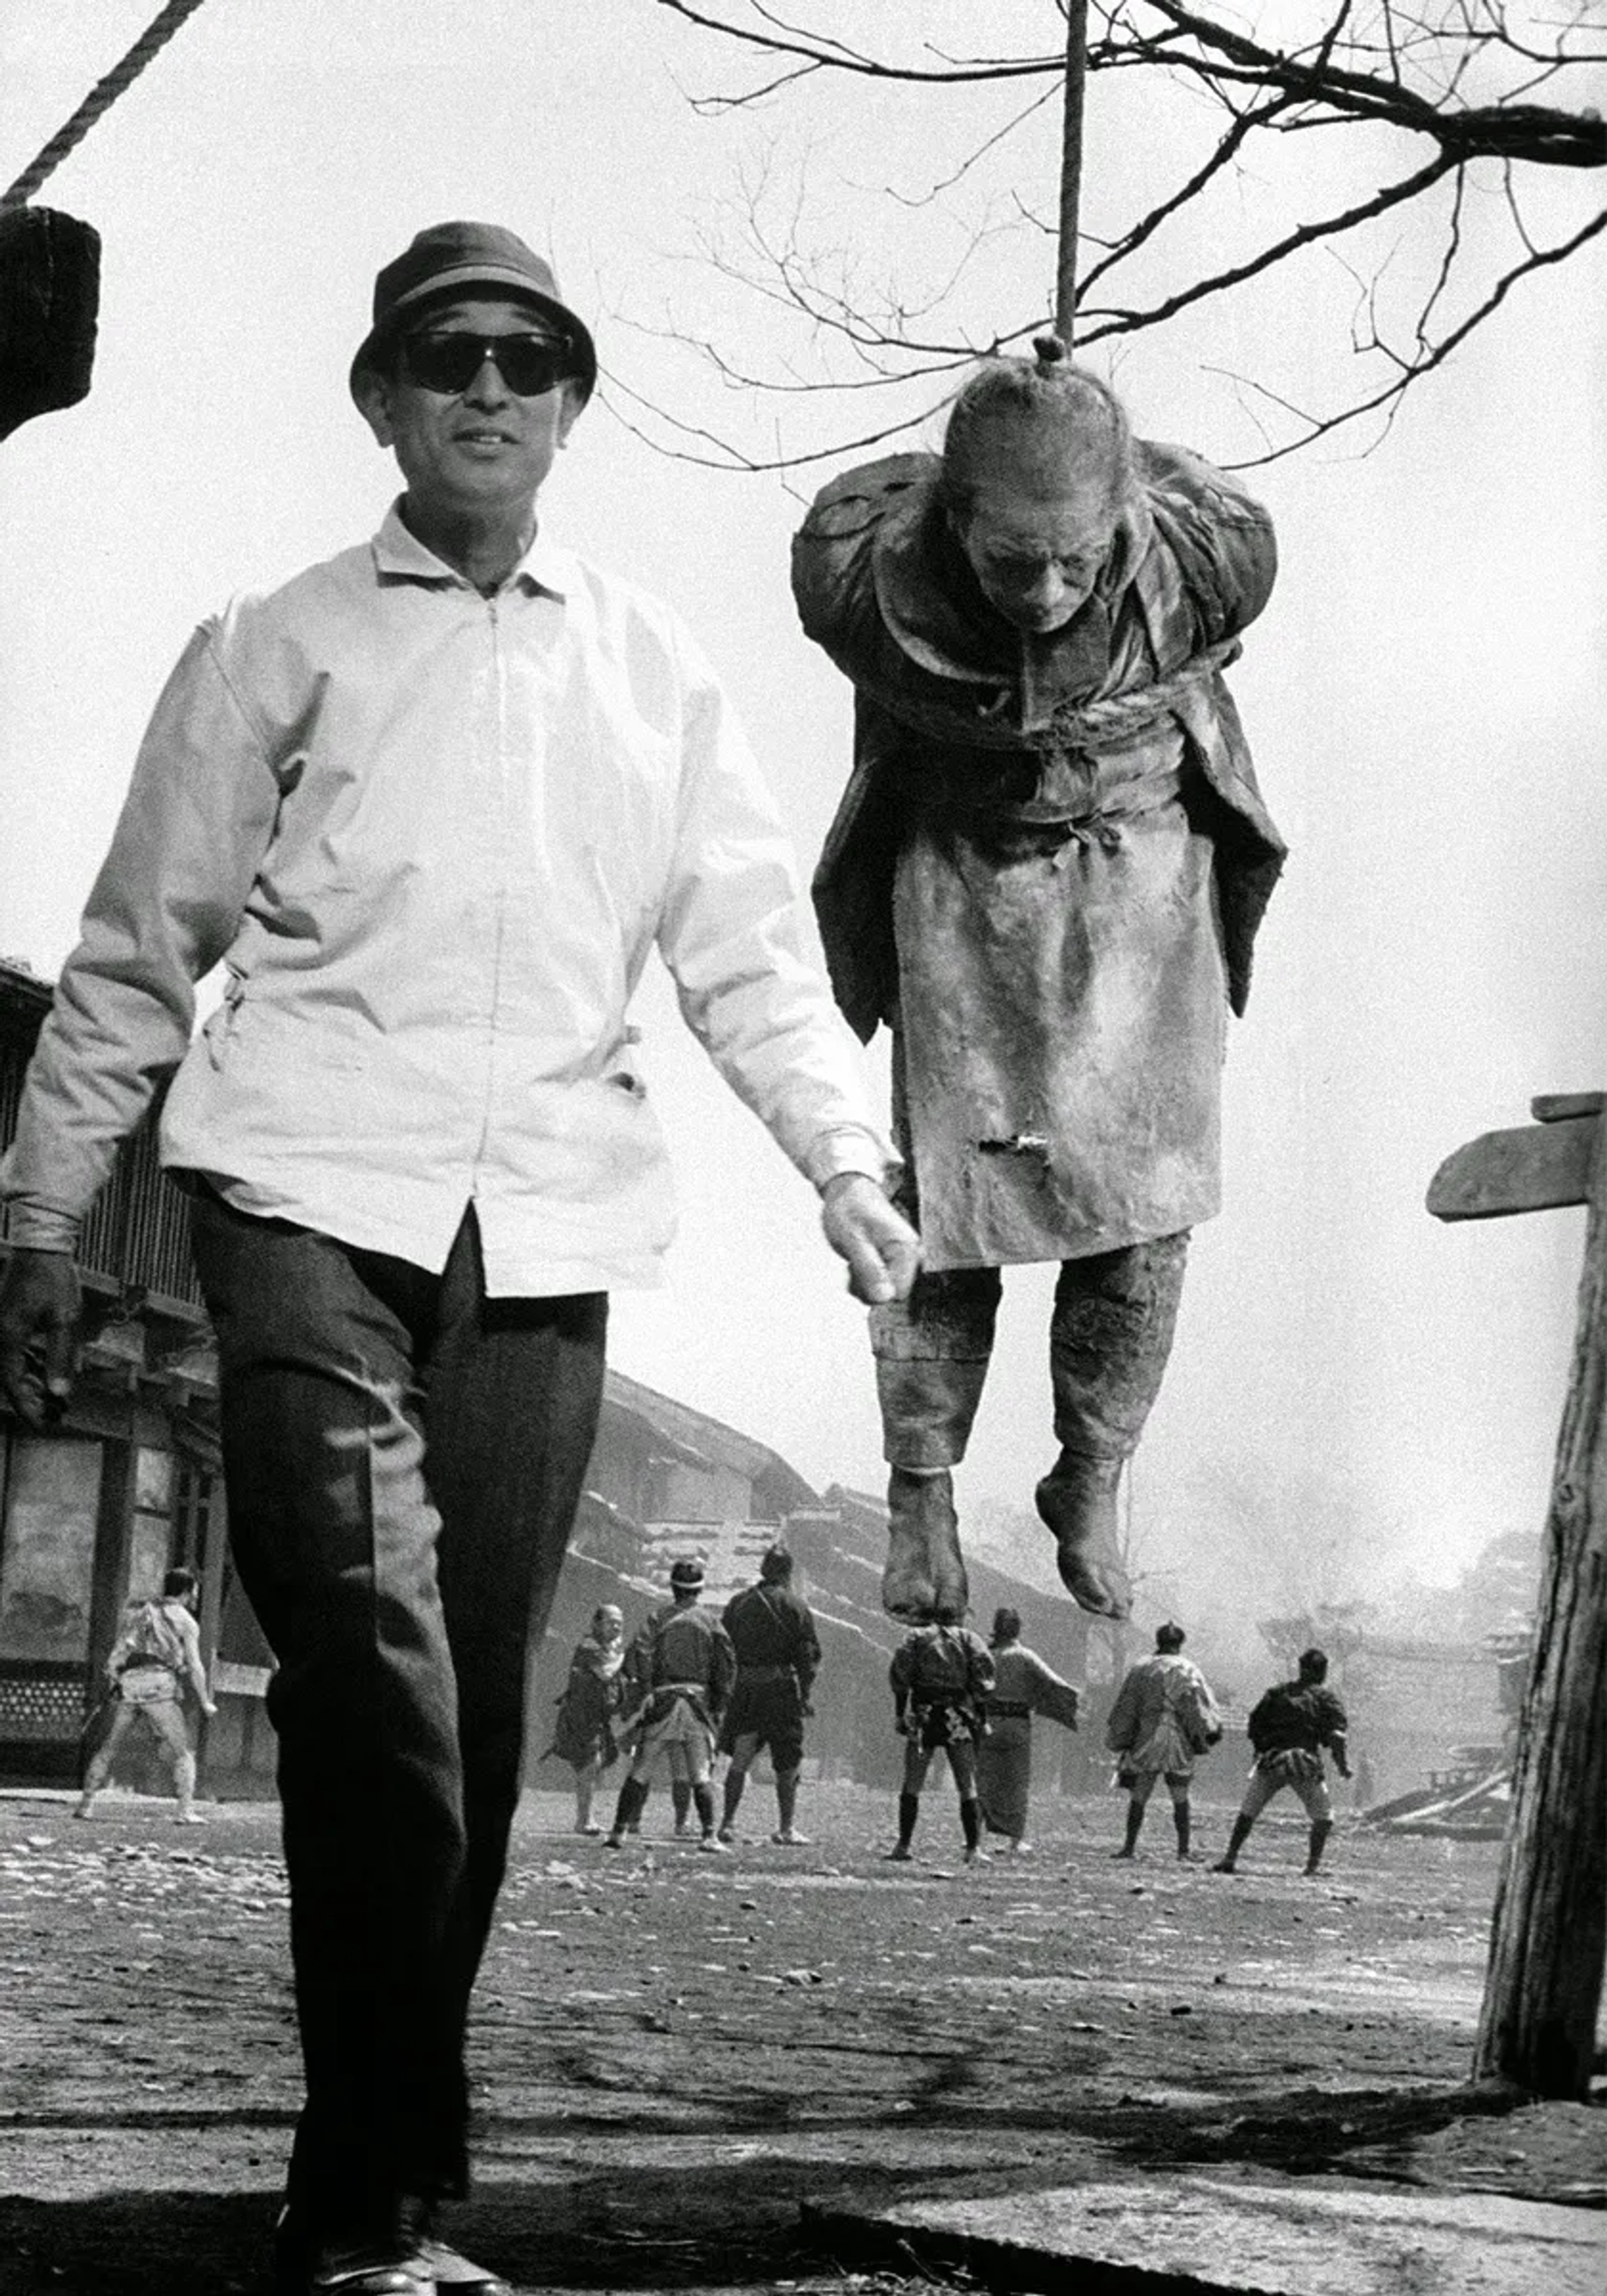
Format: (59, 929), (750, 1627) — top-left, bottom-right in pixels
(804, 1127), (896, 1195)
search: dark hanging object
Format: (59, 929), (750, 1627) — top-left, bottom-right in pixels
(0, 206), (101, 441)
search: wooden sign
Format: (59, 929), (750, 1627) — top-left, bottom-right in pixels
(1429, 1090), (1607, 2099)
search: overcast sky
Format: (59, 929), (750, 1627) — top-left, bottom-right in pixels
(3, 2), (1604, 1626)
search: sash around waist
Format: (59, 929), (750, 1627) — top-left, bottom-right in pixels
(893, 752), (1186, 833)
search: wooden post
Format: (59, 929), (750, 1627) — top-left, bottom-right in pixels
(1429, 1090), (1607, 2097)
(1471, 1112), (1607, 2096)
(1055, 3), (1090, 343)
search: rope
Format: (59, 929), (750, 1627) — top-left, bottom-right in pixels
(860, 635), (1244, 759)
(2, 0), (213, 214)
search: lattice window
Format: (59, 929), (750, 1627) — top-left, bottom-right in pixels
(0, 1663), (89, 1743)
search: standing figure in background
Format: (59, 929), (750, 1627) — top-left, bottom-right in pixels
(886, 1616), (996, 1867)
(793, 336), (1282, 1627)
(606, 1559), (735, 1852)
(0, 220), (916, 2296)
(1214, 1646), (1351, 1877)
(547, 1603), (625, 1834)
(77, 1567), (218, 1825)
(719, 1544), (822, 1846)
(975, 1605), (1081, 1855)
(1106, 1621), (1221, 1862)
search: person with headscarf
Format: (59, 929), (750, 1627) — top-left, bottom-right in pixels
(546, 1602), (625, 1833)
(792, 337), (1282, 1631)
(974, 1606), (1081, 1855)
(1106, 1620), (1222, 1862)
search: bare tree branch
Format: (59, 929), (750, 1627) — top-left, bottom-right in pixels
(1076, 151), (1465, 340)
(623, 2), (1607, 469)
(1209, 199), (1607, 464)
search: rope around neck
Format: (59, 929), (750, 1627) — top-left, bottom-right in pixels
(3, 0), (213, 214)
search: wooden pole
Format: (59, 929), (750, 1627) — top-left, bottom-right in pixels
(1055, 2), (1090, 343)
(1473, 1111), (1607, 2096)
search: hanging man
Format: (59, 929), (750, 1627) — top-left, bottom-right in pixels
(0, 221), (917, 2296)
(793, 336), (1282, 1625)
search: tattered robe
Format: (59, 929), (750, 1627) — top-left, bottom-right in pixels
(1106, 1651), (1222, 1785)
(793, 443), (1285, 1271)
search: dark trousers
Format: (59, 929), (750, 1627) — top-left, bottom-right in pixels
(190, 1189), (608, 2227)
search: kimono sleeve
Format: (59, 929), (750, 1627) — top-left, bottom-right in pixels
(1028, 1652), (1081, 1730)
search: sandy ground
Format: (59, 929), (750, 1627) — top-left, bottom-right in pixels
(0, 1780), (1602, 2293)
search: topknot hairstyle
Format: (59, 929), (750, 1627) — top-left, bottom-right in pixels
(940, 334), (1134, 521)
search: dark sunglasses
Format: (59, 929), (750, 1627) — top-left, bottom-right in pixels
(399, 330), (574, 398)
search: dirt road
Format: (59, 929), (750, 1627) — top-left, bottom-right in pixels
(1, 1781), (1602, 2292)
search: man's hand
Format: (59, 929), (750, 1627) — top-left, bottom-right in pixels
(0, 1248), (83, 1426)
(820, 1174), (921, 1306)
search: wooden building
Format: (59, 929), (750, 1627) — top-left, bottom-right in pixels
(0, 959), (274, 1794)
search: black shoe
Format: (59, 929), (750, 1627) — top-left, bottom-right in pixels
(274, 2208), (424, 2295)
(398, 2200), (512, 2294)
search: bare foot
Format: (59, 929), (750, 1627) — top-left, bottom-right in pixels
(882, 1468), (969, 1623)
(881, 1554), (934, 1622)
(1035, 1456), (1132, 1620)
(1054, 1538), (1132, 1619)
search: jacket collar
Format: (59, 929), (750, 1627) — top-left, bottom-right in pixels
(372, 498), (572, 597)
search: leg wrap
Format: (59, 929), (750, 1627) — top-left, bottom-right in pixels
(872, 1267), (1001, 1471)
(1049, 1234), (1189, 1464)
(610, 1775), (649, 1839)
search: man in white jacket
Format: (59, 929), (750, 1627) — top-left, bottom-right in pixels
(0, 223), (916, 2296)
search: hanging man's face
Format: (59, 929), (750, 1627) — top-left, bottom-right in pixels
(354, 294), (583, 529)
(951, 451), (1119, 635)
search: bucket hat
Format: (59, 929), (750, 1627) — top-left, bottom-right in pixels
(350, 220), (596, 405)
